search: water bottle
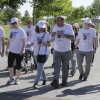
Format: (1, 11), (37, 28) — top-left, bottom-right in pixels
(73, 53), (77, 60)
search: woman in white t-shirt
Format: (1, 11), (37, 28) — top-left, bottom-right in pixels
(5, 17), (26, 85)
(27, 21), (51, 89)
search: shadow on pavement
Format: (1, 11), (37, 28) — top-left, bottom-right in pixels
(56, 84), (100, 97)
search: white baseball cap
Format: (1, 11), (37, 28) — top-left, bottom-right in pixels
(10, 17), (18, 24)
(37, 21), (45, 28)
(84, 18), (92, 24)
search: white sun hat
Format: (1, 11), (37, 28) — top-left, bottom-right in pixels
(84, 18), (92, 24)
(10, 17), (18, 24)
(37, 21), (46, 28)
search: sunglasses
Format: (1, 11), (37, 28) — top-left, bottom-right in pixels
(27, 22), (31, 24)
(73, 28), (76, 30)
(11, 22), (16, 25)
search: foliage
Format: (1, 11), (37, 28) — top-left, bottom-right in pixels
(0, 6), (21, 21)
(86, 0), (100, 18)
(30, 0), (73, 22)
(0, 0), (27, 9)
(21, 10), (32, 24)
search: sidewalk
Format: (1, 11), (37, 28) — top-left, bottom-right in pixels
(0, 46), (100, 100)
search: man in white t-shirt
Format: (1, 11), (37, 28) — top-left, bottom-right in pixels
(50, 16), (74, 88)
(0, 27), (5, 57)
(24, 20), (35, 42)
(5, 17), (26, 85)
(24, 20), (37, 69)
(74, 18), (97, 81)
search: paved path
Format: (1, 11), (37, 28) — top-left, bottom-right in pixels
(0, 46), (100, 100)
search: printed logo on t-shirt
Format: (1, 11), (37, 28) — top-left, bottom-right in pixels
(10, 32), (17, 39)
(26, 30), (33, 41)
(37, 37), (43, 45)
(57, 30), (64, 41)
(83, 33), (90, 42)
(27, 31), (29, 36)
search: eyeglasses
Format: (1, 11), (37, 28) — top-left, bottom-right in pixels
(11, 22), (16, 25)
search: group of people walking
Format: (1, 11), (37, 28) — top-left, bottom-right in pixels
(0, 16), (98, 89)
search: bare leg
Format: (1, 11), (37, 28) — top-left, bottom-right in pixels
(16, 70), (21, 79)
(8, 68), (14, 77)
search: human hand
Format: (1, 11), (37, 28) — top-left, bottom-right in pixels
(42, 42), (47, 46)
(5, 51), (9, 56)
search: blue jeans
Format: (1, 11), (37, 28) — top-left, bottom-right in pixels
(34, 55), (48, 85)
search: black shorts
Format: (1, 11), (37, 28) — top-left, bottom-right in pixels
(8, 52), (23, 70)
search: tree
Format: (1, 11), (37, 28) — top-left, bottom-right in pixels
(0, 0), (27, 9)
(0, 7), (21, 21)
(22, 10), (31, 24)
(86, 0), (100, 18)
(30, 0), (73, 24)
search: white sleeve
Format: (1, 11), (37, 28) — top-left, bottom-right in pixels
(47, 33), (51, 41)
(0, 28), (5, 37)
(77, 30), (81, 39)
(52, 24), (56, 32)
(67, 25), (74, 35)
(21, 29), (27, 39)
(31, 34), (35, 43)
(92, 29), (96, 38)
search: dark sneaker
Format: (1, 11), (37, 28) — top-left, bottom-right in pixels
(7, 77), (15, 85)
(52, 63), (55, 66)
(15, 78), (20, 85)
(79, 74), (84, 80)
(21, 68), (25, 72)
(33, 84), (38, 89)
(83, 77), (87, 81)
(61, 82), (67, 86)
(70, 71), (75, 77)
(42, 80), (47, 85)
(52, 71), (54, 75)
(50, 80), (59, 89)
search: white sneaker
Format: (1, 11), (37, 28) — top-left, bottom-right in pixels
(15, 78), (20, 85)
(90, 63), (93, 66)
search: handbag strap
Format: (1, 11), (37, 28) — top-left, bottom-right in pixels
(38, 32), (46, 54)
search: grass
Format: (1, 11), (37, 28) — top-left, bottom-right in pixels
(0, 25), (10, 40)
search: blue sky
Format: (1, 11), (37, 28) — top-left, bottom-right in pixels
(18, 0), (94, 16)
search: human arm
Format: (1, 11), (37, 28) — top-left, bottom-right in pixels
(5, 40), (10, 56)
(20, 39), (25, 56)
(1, 37), (5, 57)
(93, 37), (97, 54)
(74, 38), (80, 53)
(63, 34), (75, 40)
(42, 41), (51, 46)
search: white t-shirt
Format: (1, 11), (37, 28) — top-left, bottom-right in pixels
(31, 32), (50, 56)
(53, 24), (74, 52)
(24, 26), (35, 42)
(8, 27), (26, 54)
(0, 27), (5, 52)
(77, 27), (96, 51)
